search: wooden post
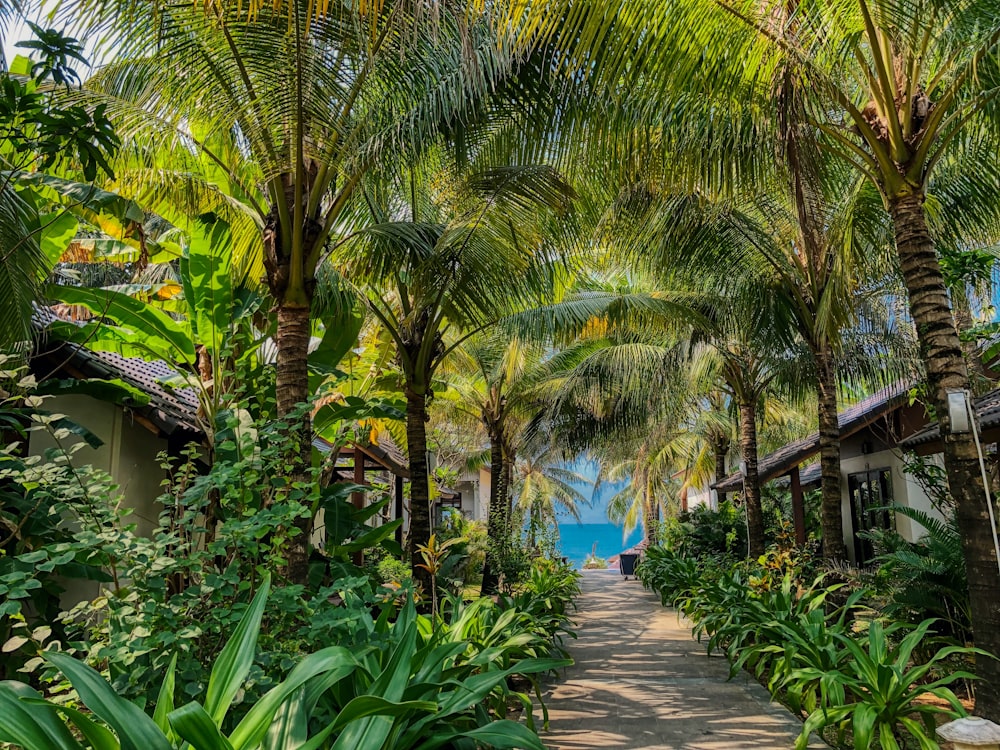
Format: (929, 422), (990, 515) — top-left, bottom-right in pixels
(352, 451), (365, 565)
(352, 450), (365, 510)
(790, 465), (806, 546)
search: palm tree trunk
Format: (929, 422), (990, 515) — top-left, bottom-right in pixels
(643, 482), (658, 546)
(739, 400), (766, 556)
(890, 190), (1000, 719)
(480, 426), (507, 595)
(275, 303), (313, 585)
(405, 387), (433, 591)
(504, 454), (514, 522)
(954, 293), (991, 384)
(816, 344), (847, 559)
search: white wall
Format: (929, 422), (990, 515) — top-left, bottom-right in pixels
(686, 484), (715, 510)
(27, 395), (170, 605)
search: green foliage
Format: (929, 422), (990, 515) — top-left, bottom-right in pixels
(640, 547), (979, 750)
(865, 503), (970, 645)
(0, 361), (123, 677)
(435, 510), (487, 590)
(660, 500), (748, 559)
(18, 403), (404, 712)
(0, 573), (568, 750)
(0, 26), (119, 347)
(796, 620), (977, 750)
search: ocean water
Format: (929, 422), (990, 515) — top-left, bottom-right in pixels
(557, 522), (643, 569)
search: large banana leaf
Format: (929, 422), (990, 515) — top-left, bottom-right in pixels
(180, 216), (233, 356)
(46, 285), (195, 364)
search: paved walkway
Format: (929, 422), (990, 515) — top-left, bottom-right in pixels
(537, 570), (825, 749)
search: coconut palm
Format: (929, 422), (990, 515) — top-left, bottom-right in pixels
(515, 0), (1000, 711)
(511, 448), (590, 550)
(65, 0), (545, 581)
(637, 162), (911, 558)
(437, 332), (547, 593)
(336, 159), (574, 585)
(69, 0), (523, 437)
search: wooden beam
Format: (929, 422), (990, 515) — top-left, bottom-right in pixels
(790, 465), (807, 546)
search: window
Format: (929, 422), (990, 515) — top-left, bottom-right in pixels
(848, 468), (894, 565)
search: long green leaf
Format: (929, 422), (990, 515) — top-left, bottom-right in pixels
(204, 574), (270, 726)
(24, 700), (120, 750)
(152, 653), (178, 741)
(262, 687), (307, 750)
(230, 646), (357, 750)
(0, 682), (85, 750)
(45, 653), (171, 750)
(168, 703), (235, 750)
(46, 285), (195, 364)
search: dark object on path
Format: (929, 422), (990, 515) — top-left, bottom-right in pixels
(620, 553), (639, 580)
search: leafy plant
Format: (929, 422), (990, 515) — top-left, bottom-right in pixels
(864, 503), (969, 645)
(1, 572), (568, 750)
(795, 619), (978, 750)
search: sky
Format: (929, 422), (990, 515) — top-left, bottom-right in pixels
(557, 456), (630, 525)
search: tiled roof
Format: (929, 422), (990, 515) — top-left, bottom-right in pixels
(712, 381), (914, 493)
(32, 308), (202, 435)
(898, 388), (1000, 449)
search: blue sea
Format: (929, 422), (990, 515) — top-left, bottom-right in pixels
(557, 522), (643, 569)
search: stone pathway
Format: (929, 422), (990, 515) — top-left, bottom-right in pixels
(537, 570), (825, 749)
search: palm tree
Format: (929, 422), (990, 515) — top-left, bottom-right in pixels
(70, 0), (537, 581)
(337, 160), (573, 586)
(641, 164), (908, 558)
(515, 0), (1000, 712)
(437, 333), (546, 593)
(599, 437), (678, 546)
(72, 2), (516, 428)
(511, 448), (590, 550)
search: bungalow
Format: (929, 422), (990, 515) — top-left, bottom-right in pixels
(711, 382), (940, 563)
(28, 332), (203, 537)
(28, 321), (413, 546)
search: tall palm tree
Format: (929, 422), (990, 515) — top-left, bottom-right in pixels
(515, 0), (1000, 711)
(437, 332), (545, 593)
(72, 4), (518, 424)
(70, 0), (535, 581)
(639, 164), (905, 558)
(337, 160), (573, 585)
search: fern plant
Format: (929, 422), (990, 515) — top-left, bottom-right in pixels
(864, 504), (969, 644)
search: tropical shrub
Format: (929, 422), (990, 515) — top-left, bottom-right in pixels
(864, 504), (969, 645)
(0, 365), (132, 679)
(640, 546), (979, 750)
(0, 574), (560, 750)
(660, 500), (747, 559)
(435, 509), (488, 590)
(795, 620), (978, 750)
(19, 409), (403, 710)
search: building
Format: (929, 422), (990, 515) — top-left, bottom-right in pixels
(712, 382), (939, 563)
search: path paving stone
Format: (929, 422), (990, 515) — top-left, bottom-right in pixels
(537, 570), (826, 749)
